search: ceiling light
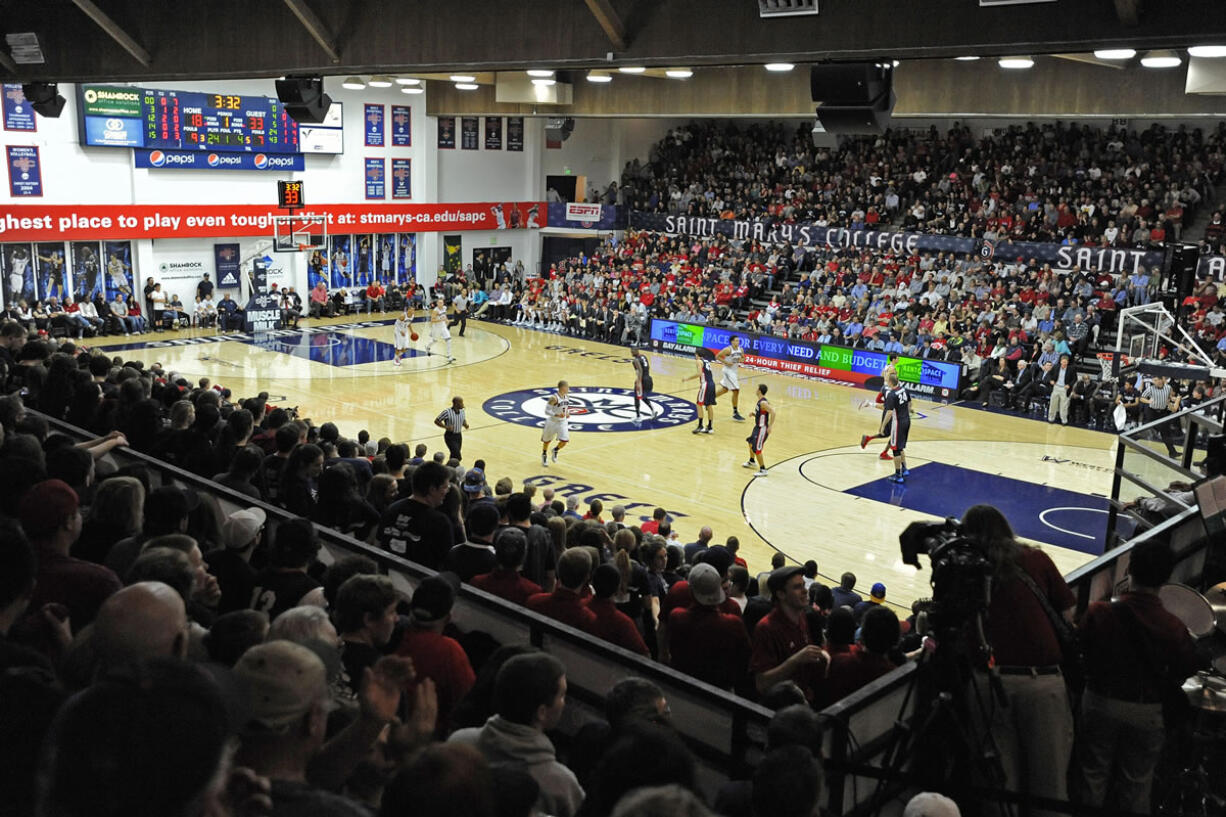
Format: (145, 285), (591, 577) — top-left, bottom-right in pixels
(1093, 49), (1136, 60)
(892, 60), (900, 67)
(764, 62), (794, 72)
(531, 78), (556, 86)
(1140, 50), (1182, 68)
(998, 56), (1034, 69)
(526, 69), (555, 77)
(400, 86), (424, 94)
(665, 68), (693, 79)
(454, 83), (479, 90)
(395, 77), (420, 86)
(618, 66), (646, 74)
(1188, 45), (1226, 58)
(341, 76), (365, 90)
(368, 75), (393, 88)
(449, 74), (475, 83)
(955, 56), (980, 61)
(586, 70), (612, 83)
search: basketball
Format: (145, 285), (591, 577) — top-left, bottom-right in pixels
(410, 331), (419, 341)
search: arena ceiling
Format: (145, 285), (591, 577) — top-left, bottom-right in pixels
(2, 0), (1225, 83)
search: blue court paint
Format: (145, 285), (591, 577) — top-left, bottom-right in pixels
(845, 462), (1120, 555)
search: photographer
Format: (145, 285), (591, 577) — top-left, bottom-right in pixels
(961, 504), (1076, 817)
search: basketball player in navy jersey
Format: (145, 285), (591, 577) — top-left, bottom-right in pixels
(715, 335), (747, 421)
(686, 349), (718, 434)
(540, 380), (571, 465)
(860, 353), (899, 458)
(631, 346), (654, 423)
(879, 371), (911, 483)
(742, 383), (775, 477)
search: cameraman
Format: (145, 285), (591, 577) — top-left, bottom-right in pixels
(961, 504), (1075, 817)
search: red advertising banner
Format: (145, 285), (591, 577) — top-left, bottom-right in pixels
(0, 201), (547, 242)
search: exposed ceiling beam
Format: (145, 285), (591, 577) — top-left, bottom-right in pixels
(1053, 53), (1127, 70)
(584, 0), (628, 51)
(282, 0), (341, 64)
(1113, 0), (1142, 26)
(68, 0), (152, 67)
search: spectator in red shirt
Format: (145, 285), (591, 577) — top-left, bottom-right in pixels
(395, 574), (476, 732)
(640, 507), (666, 535)
(471, 528), (542, 606)
(586, 564), (649, 656)
(526, 549), (597, 633)
(667, 563), (750, 690)
(818, 606), (899, 708)
(364, 281), (385, 314)
(749, 566), (829, 700)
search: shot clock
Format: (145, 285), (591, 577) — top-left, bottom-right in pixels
(278, 180), (305, 210)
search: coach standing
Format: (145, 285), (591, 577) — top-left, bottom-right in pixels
(435, 396), (470, 462)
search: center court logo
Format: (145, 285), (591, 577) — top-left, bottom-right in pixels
(483, 387), (697, 433)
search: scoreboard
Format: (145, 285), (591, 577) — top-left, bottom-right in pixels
(77, 84), (342, 154)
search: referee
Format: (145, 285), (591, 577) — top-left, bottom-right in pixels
(435, 396), (470, 462)
(1140, 375), (1180, 458)
(450, 287), (470, 336)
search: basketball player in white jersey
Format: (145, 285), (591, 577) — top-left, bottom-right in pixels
(392, 307), (412, 366)
(540, 380), (571, 466)
(425, 297), (456, 362)
(491, 203), (508, 230)
(715, 335), (747, 421)
(106, 251), (131, 294)
(8, 246), (29, 302)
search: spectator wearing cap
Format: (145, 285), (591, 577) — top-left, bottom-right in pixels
(667, 563), (751, 690)
(335, 574), (399, 697)
(471, 528), (542, 606)
(446, 502), (499, 582)
(586, 564), (649, 656)
(205, 507), (264, 614)
(750, 565), (829, 700)
(683, 526), (714, 565)
(526, 549), (598, 633)
(19, 479), (121, 634)
(395, 574), (475, 731)
(852, 583), (888, 623)
(462, 468), (495, 511)
(233, 641), (376, 817)
(449, 653), (583, 817)
(831, 571), (862, 610)
(819, 606), (900, 708)
(661, 546), (741, 622)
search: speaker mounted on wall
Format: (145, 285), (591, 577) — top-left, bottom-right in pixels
(810, 63), (895, 135)
(275, 76), (333, 124)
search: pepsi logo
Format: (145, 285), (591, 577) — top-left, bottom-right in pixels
(253, 154), (268, 170)
(147, 150), (166, 167)
(207, 153), (220, 167)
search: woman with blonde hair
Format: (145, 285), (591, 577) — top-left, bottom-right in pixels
(74, 476), (145, 564)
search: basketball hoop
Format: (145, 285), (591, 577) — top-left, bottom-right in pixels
(272, 214), (328, 253)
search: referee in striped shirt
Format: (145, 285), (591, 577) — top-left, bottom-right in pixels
(1141, 376), (1180, 457)
(435, 396), (470, 462)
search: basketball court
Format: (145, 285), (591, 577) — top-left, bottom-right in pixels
(88, 314), (1123, 612)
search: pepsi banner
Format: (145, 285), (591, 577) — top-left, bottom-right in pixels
(364, 104), (384, 147)
(2, 84), (36, 132)
(507, 117), (524, 152)
(135, 149), (304, 171)
(214, 243), (241, 288)
(391, 158), (411, 199)
(391, 105), (411, 147)
(631, 212), (1226, 281)
(365, 158), (385, 200)
(648, 318), (962, 402)
(6, 145), (42, 197)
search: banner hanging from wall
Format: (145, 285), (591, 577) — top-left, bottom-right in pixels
(7, 145), (42, 197)
(2, 84), (36, 132)
(0, 202), (549, 242)
(484, 117), (502, 150)
(71, 241), (103, 301)
(134, 150), (304, 171)
(506, 117), (524, 152)
(391, 105), (411, 146)
(629, 212), (1226, 280)
(214, 243), (241, 288)
(437, 117), (455, 149)
(460, 117), (479, 150)
(390, 158), (411, 199)
(546, 202), (623, 230)
(364, 104), (384, 147)
(364, 158), (385, 199)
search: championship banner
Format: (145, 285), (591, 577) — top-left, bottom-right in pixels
(364, 104), (384, 147)
(391, 158), (411, 199)
(7, 145), (42, 197)
(135, 150), (303, 171)
(630, 212), (1226, 281)
(391, 105), (411, 146)
(506, 117), (524, 151)
(484, 117), (502, 150)
(0, 202), (550, 241)
(460, 117), (479, 150)
(2, 84), (36, 132)
(437, 117), (456, 149)
(364, 158), (385, 199)
(214, 243), (241, 288)
(648, 318), (962, 402)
